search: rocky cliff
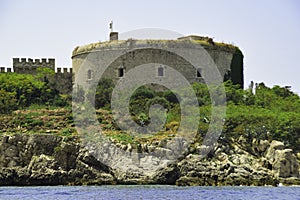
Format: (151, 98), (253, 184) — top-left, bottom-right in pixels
(0, 134), (299, 186)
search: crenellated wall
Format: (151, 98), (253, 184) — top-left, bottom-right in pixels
(13, 58), (55, 74)
(0, 35), (244, 96)
(54, 67), (73, 94)
(0, 67), (12, 73)
(56, 67), (72, 74)
(0, 58), (73, 94)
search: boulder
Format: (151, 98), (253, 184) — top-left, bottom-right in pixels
(151, 163), (180, 184)
(255, 140), (270, 154)
(265, 141), (299, 178)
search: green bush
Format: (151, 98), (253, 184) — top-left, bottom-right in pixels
(94, 78), (114, 109)
(0, 73), (60, 110)
(0, 89), (17, 113)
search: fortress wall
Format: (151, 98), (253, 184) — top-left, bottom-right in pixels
(56, 67), (72, 73)
(207, 49), (233, 80)
(230, 51), (244, 87)
(0, 67), (13, 73)
(53, 67), (73, 94)
(53, 71), (73, 94)
(0, 36), (243, 97)
(5, 58), (74, 94)
(13, 58), (55, 74)
(3, 37), (243, 96)
(71, 54), (86, 77)
(72, 40), (243, 87)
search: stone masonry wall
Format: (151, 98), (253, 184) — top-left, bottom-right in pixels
(72, 38), (244, 88)
(13, 58), (55, 74)
(5, 58), (73, 94)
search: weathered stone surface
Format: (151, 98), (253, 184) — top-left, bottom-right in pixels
(151, 163), (180, 184)
(0, 134), (299, 186)
(265, 141), (299, 178)
(72, 37), (244, 88)
(255, 140), (270, 154)
(0, 134), (115, 186)
(12, 58), (73, 94)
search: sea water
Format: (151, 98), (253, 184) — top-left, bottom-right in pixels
(0, 185), (300, 200)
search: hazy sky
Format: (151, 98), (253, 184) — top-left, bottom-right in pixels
(0, 0), (299, 93)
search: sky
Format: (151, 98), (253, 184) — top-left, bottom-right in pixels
(0, 0), (299, 93)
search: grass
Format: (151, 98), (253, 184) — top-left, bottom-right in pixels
(26, 104), (63, 110)
(0, 107), (74, 135)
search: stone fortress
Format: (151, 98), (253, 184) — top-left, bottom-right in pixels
(0, 30), (244, 93)
(72, 32), (244, 89)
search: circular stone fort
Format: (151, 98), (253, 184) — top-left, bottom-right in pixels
(71, 32), (244, 88)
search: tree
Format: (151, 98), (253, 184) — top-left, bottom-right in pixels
(94, 78), (114, 109)
(0, 89), (17, 113)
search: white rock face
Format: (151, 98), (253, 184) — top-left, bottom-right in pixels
(265, 141), (299, 178)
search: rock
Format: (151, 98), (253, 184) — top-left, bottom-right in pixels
(216, 152), (228, 162)
(54, 142), (79, 170)
(176, 143), (283, 186)
(256, 140), (270, 154)
(151, 163), (180, 184)
(176, 176), (206, 186)
(272, 149), (299, 178)
(279, 177), (300, 186)
(0, 134), (299, 186)
(7, 159), (18, 168)
(113, 168), (148, 184)
(297, 153), (300, 160)
(0, 168), (17, 186)
(265, 141), (299, 178)
(28, 154), (58, 171)
(77, 150), (111, 173)
(0, 134), (116, 186)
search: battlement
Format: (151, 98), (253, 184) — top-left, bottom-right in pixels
(3, 58), (74, 75)
(0, 67), (12, 73)
(56, 67), (72, 74)
(13, 57), (55, 74)
(13, 58), (55, 65)
(1, 57), (74, 94)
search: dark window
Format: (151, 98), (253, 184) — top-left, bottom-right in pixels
(158, 67), (164, 77)
(118, 68), (124, 77)
(87, 69), (92, 80)
(197, 68), (202, 78)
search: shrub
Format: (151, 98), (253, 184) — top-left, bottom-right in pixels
(0, 89), (17, 113)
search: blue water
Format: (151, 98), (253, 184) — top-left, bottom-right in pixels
(0, 185), (299, 200)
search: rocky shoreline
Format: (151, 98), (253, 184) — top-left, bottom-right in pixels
(0, 134), (299, 186)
